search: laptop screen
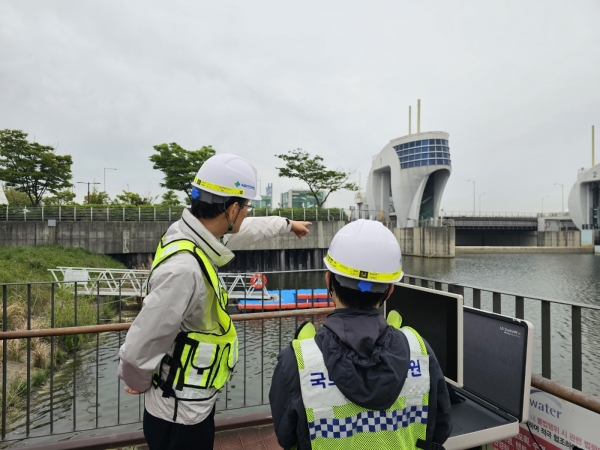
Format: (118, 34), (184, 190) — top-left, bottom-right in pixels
(385, 284), (462, 386)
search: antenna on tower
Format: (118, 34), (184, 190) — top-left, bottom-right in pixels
(408, 106), (412, 135)
(417, 99), (421, 133)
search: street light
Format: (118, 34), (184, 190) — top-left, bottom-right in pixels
(467, 180), (476, 214)
(104, 168), (117, 194)
(77, 181), (101, 205)
(554, 183), (564, 213)
(479, 193), (486, 214)
(541, 195), (550, 214)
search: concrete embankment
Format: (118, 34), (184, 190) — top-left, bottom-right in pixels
(456, 246), (594, 254)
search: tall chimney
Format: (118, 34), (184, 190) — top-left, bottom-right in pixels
(408, 106), (412, 135)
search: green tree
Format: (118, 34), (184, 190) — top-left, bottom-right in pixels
(43, 189), (76, 205)
(4, 187), (32, 206)
(275, 149), (358, 207)
(160, 190), (182, 206)
(85, 188), (111, 205)
(149, 143), (216, 201)
(115, 190), (157, 206)
(0, 129), (73, 206)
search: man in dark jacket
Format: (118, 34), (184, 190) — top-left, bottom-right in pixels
(269, 219), (452, 449)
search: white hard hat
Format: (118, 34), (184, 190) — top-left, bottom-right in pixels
(192, 153), (262, 201)
(324, 219), (403, 290)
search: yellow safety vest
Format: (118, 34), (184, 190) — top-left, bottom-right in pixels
(292, 311), (430, 449)
(149, 236), (238, 420)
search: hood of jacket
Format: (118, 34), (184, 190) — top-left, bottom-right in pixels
(315, 308), (410, 411)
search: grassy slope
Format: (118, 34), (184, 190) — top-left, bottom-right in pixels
(0, 245), (125, 283)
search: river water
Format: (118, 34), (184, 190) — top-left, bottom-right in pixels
(5, 253), (600, 446)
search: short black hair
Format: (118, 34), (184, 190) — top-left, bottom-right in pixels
(328, 272), (389, 310)
(190, 196), (245, 220)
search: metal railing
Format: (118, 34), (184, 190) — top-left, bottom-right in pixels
(402, 274), (600, 392)
(442, 211), (567, 218)
(2, 205), (347, 222)
(0, 271), (332, 444)
(1, 270), (600, 444)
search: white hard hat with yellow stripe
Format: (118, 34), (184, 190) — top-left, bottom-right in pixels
(192, 153), (262, 201)
(324, 219), (403, 292)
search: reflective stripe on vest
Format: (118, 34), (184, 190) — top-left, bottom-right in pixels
(292, 326), (430, 449)
(150, 237), (238, 403)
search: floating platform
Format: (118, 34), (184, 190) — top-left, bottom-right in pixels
(236, 289), (332, 311)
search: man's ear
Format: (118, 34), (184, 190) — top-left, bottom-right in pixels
(225, 201), (239, 216)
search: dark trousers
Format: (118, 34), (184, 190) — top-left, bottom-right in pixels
(143, 406), (216, 450)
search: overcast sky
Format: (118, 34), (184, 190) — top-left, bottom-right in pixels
(1, 1), (599, 213)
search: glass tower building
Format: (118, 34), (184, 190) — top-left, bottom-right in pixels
(365, 131), (452, 228)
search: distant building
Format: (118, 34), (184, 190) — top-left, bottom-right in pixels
(252, 195), (272, 209)
(280, 189), (324, 208)
(568, 166), (600, 229)
(364, 131), (452, 227)
(0, 182), (8, 205)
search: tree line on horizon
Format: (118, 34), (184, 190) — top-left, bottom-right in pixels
(0, 128), (357, 208)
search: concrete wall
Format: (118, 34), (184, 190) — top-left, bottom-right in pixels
(0, 220), (346, 269)
(393, 227), (455, 258)
(537, 230), (581, 247)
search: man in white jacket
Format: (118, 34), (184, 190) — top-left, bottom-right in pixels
(118, 154), (311, 449)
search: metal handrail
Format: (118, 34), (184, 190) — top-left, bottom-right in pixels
(0, 307), (334, 340)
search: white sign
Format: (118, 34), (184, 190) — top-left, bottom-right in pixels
(494, 388), (600, 450)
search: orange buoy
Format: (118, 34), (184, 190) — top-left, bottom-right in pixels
(250, 273), (267, 290)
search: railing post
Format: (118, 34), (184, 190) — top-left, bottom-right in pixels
(542, 301), (551, 379)
(6, 204), (8, 221)
(107, 207), (109, 221)
(59, 205), (61, 221)
(493, 292), (501, 314)
(572, 305), (582, 390)
(434, 281), (442, 292)
(42, 205), (44, 221)
(123, 207), (125, 221)
(515, 296), (524, 319)
(74, 206), (76, 221)
(169, 207), (171, 222)
(304, 208), (306, 221)
(91, 206), (93, 222)
(154, 207), (156, 221)
(138, 207), (141, 221)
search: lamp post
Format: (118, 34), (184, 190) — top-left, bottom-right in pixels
(467, 179), (476, 214)
(542, 195), (550, 215)
(104, 168), (117, 194)
(554, 183), (564, 213)
(77, 181), (101, 205)
(479, 193), (486, 214)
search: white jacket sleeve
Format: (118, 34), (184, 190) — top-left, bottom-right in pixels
(225, 216), (292, 250)
(117, 262), (204, 392)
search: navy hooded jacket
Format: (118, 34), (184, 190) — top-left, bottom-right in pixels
(269, 308), (452, 449)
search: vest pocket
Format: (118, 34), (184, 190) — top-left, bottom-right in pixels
(189, 342), (218, 388)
